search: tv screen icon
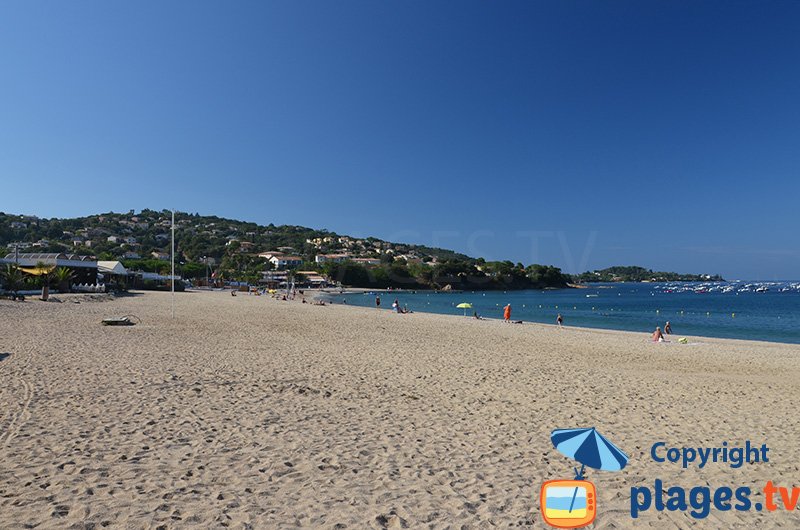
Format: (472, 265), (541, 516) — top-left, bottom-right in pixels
(540, 479), (596, 528)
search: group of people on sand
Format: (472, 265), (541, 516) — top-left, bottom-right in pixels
(498, 302), (677, 341)
(238, 287), (680, 341)
(652, 321), (673, 342)
(391, 297), (412, 314)
(228, 286), (337, 306)
(375, 295), (412, 314)
(301, 298), (327, 306)
(498, 304), (564, 327)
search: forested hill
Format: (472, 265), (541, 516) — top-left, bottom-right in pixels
(0, 209), (571, 290)
(575, 266), (724, 283)
(0, 209), (472, 262)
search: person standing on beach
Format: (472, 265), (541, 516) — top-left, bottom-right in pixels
(376, 295), (381, 309)
(664, 321), (672, 334)
(503, 304), (511, 322)
(556, 313), (563, 327)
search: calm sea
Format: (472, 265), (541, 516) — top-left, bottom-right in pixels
(322, 281), (800, 344)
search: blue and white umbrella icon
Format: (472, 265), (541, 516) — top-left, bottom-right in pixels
(551, 427), (629, 475)
(550, 427), (629, 513)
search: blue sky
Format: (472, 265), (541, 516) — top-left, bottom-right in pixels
(1, 1), (798, 279)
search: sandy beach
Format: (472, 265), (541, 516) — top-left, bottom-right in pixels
(1, 290), (798, 529)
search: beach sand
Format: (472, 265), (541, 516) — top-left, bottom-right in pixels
(1, 290), (798, 528)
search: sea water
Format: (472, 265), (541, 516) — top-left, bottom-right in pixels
(322, 282), (800, 344)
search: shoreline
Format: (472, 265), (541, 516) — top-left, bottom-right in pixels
(306, 289), (800, 347)
(7, 288), (798, 348)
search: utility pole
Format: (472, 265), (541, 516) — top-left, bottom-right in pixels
(171, 210), (175, 319)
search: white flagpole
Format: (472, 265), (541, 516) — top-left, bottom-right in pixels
(171, 209), (175, 319)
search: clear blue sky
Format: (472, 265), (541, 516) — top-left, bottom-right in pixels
(2, 1), (798, 279)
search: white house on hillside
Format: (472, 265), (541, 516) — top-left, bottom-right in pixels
(268, 255), (303, 269)
(351, 257), (381, 265)
(315, 253), (351, 264)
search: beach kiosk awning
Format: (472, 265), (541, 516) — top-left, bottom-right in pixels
(20, 265), (56, 276)
(97, 261), (129, 276)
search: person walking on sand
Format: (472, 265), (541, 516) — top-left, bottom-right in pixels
(556, 313), (563, 327)
(664, 321), (672, 334)
(503, 304), (511, 322)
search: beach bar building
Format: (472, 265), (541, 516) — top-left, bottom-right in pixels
(97, 260), (129, 289)
(260, 271), (289, 289)
(97, 260), (129, 277)
(295, 271), (329, 288)
(3, 253), (99, 284)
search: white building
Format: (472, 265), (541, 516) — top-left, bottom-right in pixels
(6, 242), (32, 250)
(268, 255), (303, 269)
(295, 271), (329, 287)
(351, 258), (381, 265)
(315, 253), (352, 264)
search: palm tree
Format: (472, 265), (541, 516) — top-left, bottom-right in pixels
(1, 264), (25, 300)
(34, 261), (56, 301)
(54, 267), (74, 293)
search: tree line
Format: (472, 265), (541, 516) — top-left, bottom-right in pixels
(320, 260), (570, 290)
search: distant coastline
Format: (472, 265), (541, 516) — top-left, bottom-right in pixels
(574, 266), (724, 283)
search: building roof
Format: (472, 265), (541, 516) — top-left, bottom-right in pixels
(97, 261), (129, 275)
(2, 253), (97, 268)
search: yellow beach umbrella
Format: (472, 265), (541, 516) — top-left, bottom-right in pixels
(456, 302), (473, 316)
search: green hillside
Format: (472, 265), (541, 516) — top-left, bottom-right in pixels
(0, 210), (570, 290)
